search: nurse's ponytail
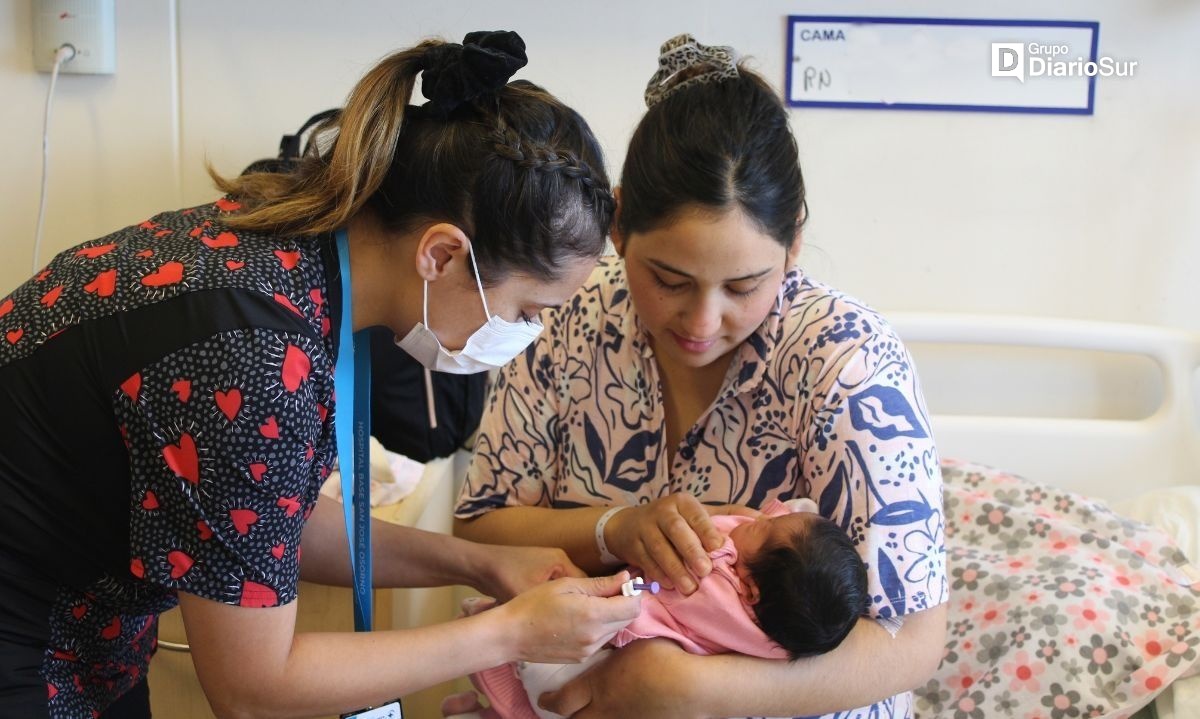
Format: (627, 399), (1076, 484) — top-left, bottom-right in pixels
(211, 31), (613, 283)
(212, 42), (433, 236)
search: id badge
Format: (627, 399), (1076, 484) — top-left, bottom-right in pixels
(340, 700), (402, 719)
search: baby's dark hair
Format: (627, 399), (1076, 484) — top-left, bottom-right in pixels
(745, 516), (869, 660)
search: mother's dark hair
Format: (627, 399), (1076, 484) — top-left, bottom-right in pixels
(213, 35), (614, 285)
(618, 63), (805, 249)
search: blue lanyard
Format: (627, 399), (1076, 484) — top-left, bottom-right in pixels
(333, 229), (373, 632)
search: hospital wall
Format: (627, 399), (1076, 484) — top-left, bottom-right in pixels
(2, 0), (1197, 399)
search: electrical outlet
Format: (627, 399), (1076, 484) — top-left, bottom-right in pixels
(33, 0), (116, 75)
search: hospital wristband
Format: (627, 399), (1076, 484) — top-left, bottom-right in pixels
(594, 505), (628, 566)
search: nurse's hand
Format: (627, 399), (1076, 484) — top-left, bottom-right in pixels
(538, 639), (701, 718)
(606, 495), (760, 594)
(477, 544), (586, 601)
(496, 571), (642, 664)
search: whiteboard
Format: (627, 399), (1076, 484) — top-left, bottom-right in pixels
(785, 16), (1103, 114)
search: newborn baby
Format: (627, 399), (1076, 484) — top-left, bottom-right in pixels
(450, 498), (869, 719)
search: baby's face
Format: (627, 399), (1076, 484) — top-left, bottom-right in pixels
(729, 510), (819, 602)
(729, 511), (816, 562)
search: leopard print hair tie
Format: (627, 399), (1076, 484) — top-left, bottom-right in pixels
(643, 33), (740, 108)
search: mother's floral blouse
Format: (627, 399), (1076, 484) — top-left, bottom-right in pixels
(456, 256), (948, 717)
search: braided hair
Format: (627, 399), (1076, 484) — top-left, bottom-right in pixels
(213, 32), (613, 284)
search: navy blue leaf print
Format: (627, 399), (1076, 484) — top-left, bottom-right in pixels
(606, 429), (661, 492)
(848, 385), (928, 440)
(602, 320), (624, 353)
(820, 461), (855, 531)
(583, 414), (607, 479)
(736, 361), (758, 385)
(748, 448), (796, 508)
(878, 548), (906, 617)
(611, 288), (627, 305)
(869, 500), (933, 526)
(745, 331), (769, 360)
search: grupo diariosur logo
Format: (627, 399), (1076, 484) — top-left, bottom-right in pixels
(991, 42), (1137, 82)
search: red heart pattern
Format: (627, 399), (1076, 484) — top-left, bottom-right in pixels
(141, 261), (184, 287)
(75, 243), (116, 259)
(215, 388), (242, 422)
(276, 495), (301, 517)
(167, 550), (194, 579)
(274, 249), (301, 270)
(273, 293), (302, 317)
(239, 580), (278, 608)
(281, 344), (311, 393)
(259, 416), (279, 439)
(5, 328), (22, 345)
(201, 232), (239, 249)
(24, 203), (338, 714)
(171, 379), (191, 403)
(162, 433), (199, 484)
(0, 298), (11, 318)
(100, 617), (121, 640)
(40, 285), (64, 307)
(229, 508), (258, 535)
(83, 269), (117, 298)
(120, 373), (141, 403)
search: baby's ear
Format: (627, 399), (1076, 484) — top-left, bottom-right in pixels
(743, 578), (761, 605)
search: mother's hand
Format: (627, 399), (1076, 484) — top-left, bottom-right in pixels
(607, 495), (759, 593)
(538, 639), (704, 718)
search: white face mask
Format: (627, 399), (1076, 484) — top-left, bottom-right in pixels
(394, 243), (544, 374)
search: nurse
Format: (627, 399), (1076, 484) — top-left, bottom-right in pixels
(455, 35), (949, 718)
(0, 32), (639, 719)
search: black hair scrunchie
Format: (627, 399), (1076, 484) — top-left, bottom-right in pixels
(420, 30), (528, 117)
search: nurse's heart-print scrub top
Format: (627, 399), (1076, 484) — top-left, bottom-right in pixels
(457, 256), (949, 719)
(0, 199), (340, 718)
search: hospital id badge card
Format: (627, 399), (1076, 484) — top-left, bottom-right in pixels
(340, 699), (402, 719)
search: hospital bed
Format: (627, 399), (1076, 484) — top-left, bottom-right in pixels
(890, 313), (1200, 719)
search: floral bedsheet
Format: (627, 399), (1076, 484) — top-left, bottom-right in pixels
(915, 461), (1200, 719)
